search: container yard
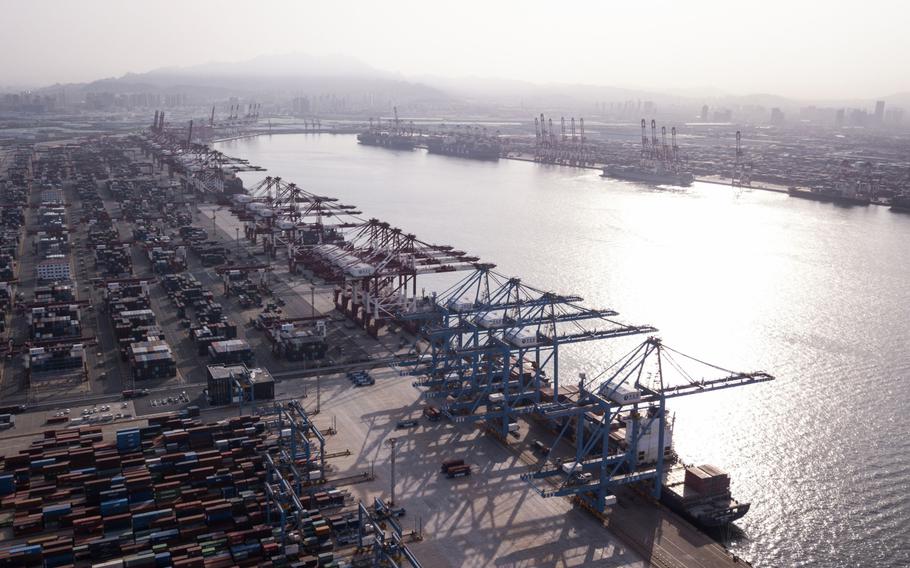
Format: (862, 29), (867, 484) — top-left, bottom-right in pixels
(0, 407), (411, 568)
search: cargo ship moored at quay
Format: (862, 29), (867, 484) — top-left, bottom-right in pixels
(787, 184), (871, 206)
(601, 119), (694, 187)
(356, 130), (416, 150)
(889, 193), (910, 213)
(357, 107), (416, 150)
(661, 464), (751, 528)
(602, 163), (695, 187)
(426, 134), (502, 161)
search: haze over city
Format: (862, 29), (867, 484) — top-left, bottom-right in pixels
(3, 0), (909, 100)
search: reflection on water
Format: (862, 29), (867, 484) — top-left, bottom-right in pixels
(217, 133), (910, 567)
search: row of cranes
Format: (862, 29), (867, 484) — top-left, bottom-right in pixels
(142, 115), (263, 195)
(221, 102), (261, 126)
(640, 118), (685, 172)
(230, 175), (484, 337)
(533, 113), (593, 166)
(150, 103), (262, 146)
(398, 266), (774, 514)
(150, 130), (774, 522)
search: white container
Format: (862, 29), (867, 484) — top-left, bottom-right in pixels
(505, 328), (540, 347)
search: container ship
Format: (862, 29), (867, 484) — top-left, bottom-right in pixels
(787, 184), (871, 206)
(602, 162), (695, 187)
(602, 119), (694, 187)
(890, 193), (910, 213)
(357, 107), (416, 150)
(426, 134), (501, 161)
(357, 130), (416, 151)
(661, 464), (750, 527)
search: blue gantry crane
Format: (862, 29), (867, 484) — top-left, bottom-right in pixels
(262, 401), (423, 566)
(406, 267), (657, 438)
(522, 337), (774, 513)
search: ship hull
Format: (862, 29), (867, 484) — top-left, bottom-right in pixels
(660, 492), (751, 528)
(788, 188), (870, 206)
(427, 144), (500, 161)
(889, 197), (910, 213)
(602, 167), (694, 187)
(357, 133), (415, 150)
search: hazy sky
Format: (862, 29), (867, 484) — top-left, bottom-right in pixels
(3, 0), (908, 99)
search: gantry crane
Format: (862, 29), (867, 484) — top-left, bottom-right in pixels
(404, 267), (656, 437)
(523, 337), (774, 513)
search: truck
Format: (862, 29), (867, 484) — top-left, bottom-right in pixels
(122, 388), (150, 399)
(561, 462), (593, 485)
(423, 405), (441, 422)
(441, 459), (473, 478)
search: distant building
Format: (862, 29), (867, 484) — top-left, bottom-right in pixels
(713, 109), (732, 122)
(874, 100), (886, 124)
(770, 107), (785, 125)
(701, 104), (709, 121)
(835, 109), (845, 128)
(884, 108), (904, 125)
(291, 96), (311, 116)
(848, 108), (870, 127)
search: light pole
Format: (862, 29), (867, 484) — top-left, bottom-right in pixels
(235, 227), (240, 255)
(386, 437), (397, 507)
(310, 285), (315, 318)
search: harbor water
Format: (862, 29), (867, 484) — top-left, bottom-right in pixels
(216, 133), (910, 567)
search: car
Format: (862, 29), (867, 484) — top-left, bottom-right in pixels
(63, 408), (70, 415)
(531, 440), (548, 454)
(395, 419), (419, 429)
(121, 402), (128, 408)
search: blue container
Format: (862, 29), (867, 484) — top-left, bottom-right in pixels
(43, 503), (71, 520)
(150, 528), (178, 544)
(129, 490), (154, 504)
(30, 458), (55, 472)
(117, 430), (142, 452)
(101, 498), (129, 516)
(100, 487), (128, 502)
(0, 473), (14, 496)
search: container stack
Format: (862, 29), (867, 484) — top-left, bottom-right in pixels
(128, 339), (177, 380)
(0, 412), (359, 567)
(27, 343), (85, 376)
(207, 339), (254, 366)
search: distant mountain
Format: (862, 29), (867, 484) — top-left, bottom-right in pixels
(38, 52), (450, 106)
(30, 52), (905, 114)
(143, 52), (390, 81)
